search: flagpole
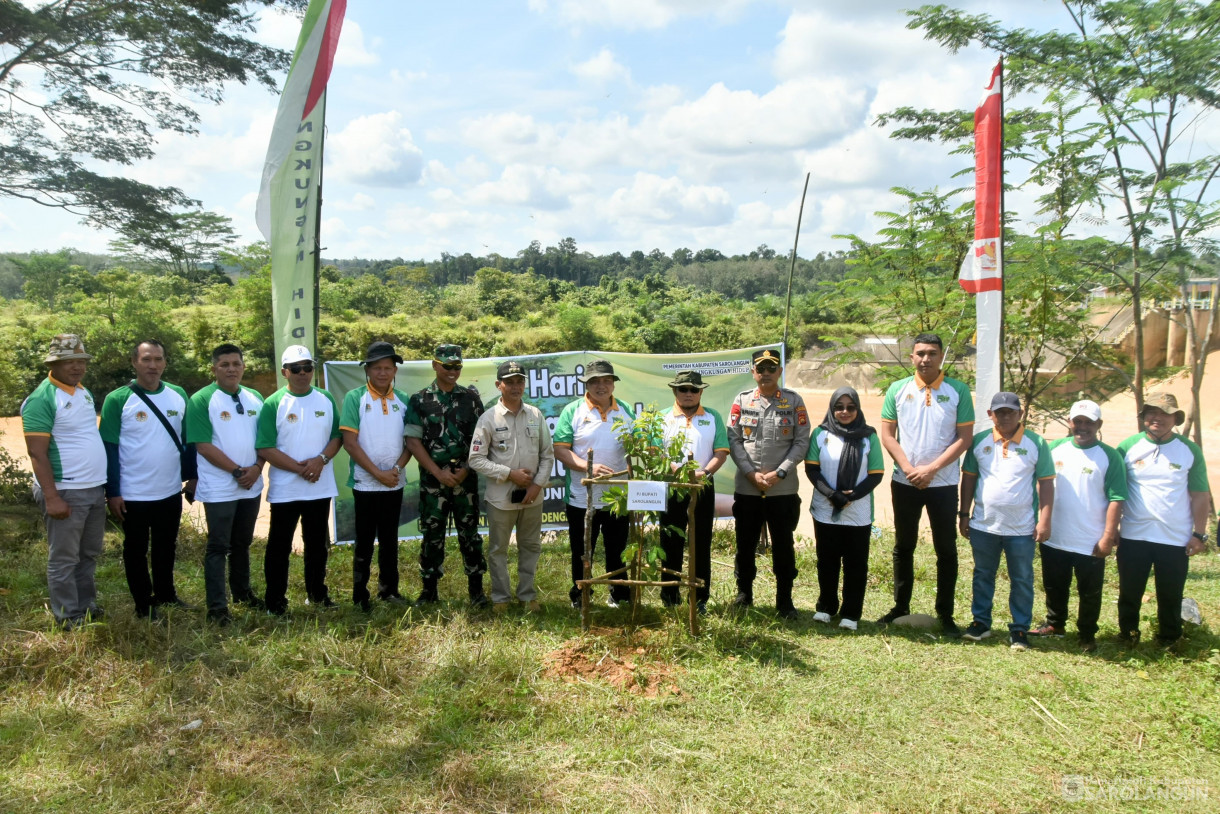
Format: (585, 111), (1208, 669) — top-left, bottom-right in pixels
(314, 94), (326, 373)
(997, 56), (1005, 392)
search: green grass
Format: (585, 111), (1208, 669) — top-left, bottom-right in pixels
(1, 508), (1219, 813)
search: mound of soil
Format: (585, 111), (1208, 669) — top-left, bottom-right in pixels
(542, 630), (683, 697)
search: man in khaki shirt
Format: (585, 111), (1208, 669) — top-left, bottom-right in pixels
(468, 361), (555, 611)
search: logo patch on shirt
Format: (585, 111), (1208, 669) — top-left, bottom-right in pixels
(937, 395), (950, 404)
(166, 409), (179, 417)
(365, 403), (371, 412)
(697, 418), (711, 427)
(1081, 466), (1094, 474)
(982, 445), (993, 455)
(392, 403), (400, 412)
(472, 439), (482, 452)
(219, 411), (232, 422)
(1170, 462), (1182, 471)
(729, 403), (740, 427)
(1015, 447), (1028, 456)
(248, 410), (258, 417)
(314, 411), (327, 418)
(1055, 460), (1064, 469)
(796, 406), (807, 426)
(135, 411), (149, 422)
(286, 413), (299, 424)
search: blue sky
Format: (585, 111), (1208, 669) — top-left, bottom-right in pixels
(3, 0), (1073, 262)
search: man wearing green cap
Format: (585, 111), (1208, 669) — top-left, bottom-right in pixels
(405, 344), (489, 607)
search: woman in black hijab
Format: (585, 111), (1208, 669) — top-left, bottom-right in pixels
(804, 386), (884, 630)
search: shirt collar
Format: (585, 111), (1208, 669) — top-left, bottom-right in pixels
(672, 403), (706, 422)
(992, 425), (1025, 445)
(48, 373), (77, 395)
(585, 393), (620, 420)
(914, 371), (945, 390)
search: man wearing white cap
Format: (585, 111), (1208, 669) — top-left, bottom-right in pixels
(257, 345), (342, 615)
(22, 333), (108, 629)
(1029, 400), (1126, 651)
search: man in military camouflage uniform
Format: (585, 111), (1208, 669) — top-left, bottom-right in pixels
(405, 344), (488, 607)
(727, 348), (811, 619)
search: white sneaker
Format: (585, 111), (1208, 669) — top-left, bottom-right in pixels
(812, 611), (832, 624)
(838, 618), (858, 631)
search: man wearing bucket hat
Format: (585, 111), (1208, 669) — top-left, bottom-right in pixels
(727, 348), (810, 619)
(959, 391), (1055, 650)
(553, 358), (635, 608)
(22, 334), (108, 628)
(1115, 392), (1211, 646)
(468, 360), (555, 612)
(405, 344), (489, 607)
(1029, 400), (1127, 651)
(340, 341), (413, 612)
(257, 345), (343, 615)
(659, 370), (728, 614)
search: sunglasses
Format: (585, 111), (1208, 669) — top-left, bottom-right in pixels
(440, 363), (462, 371)
(755, 364), (779, 373)
(675, 386), (702, 394)
(286, 363), (314, 374)
(230, 391), (245, 415)
(834, 403), (857, 413)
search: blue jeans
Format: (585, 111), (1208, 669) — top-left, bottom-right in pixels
(969, 528), (1035, 632)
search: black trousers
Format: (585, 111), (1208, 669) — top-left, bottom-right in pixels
(352, 488), (403, 603)
(265, 498), (332, 612)
(732, 493), (800, 591)
(660, 481), (715, 602)
(1039, 543), (1106, 637)
(813, 520), (871, 621)
(1117, 537), (1189, 642)
(121, 493), (184, 613)
(567, 504), (630, 602)
(890, 481), (959, 618)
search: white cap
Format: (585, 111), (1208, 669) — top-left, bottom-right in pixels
(281, 345), (313, 366)
(1068, 399), (1101, 422)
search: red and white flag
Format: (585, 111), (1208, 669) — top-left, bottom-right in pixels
(960, 60), (1003, 294)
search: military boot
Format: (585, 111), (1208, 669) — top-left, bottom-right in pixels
(415, 577), (439, 606)
(468, 574), (489, 609)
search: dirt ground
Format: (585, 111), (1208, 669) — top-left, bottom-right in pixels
(4, 352), (1219, 545)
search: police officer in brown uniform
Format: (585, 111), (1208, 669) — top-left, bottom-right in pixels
(727, 349), (811, 618)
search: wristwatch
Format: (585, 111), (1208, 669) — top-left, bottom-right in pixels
(1192, 531), (1208, 544)
(231, 466), (244, 480)
(319, 453), (330, 465)
(775, 469), (787, 480)
(958, 511), (970, 519)
(391, 465), (401, 475)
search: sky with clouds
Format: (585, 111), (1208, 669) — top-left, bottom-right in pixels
(3, 0), (1076, 262)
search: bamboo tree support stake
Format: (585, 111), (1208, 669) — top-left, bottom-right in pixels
(581, 448), (594, 632)
(688, 487), (699, 635)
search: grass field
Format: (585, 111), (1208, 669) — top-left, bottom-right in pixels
(1, 503), (1219, 813)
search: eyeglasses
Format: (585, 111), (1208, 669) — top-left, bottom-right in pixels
(755, 365), (778, 374)
(440, 363), (462, 371)
(286, 363), (313, 375)
(675, 386), (701, 394)
(833, 404), (857, 413)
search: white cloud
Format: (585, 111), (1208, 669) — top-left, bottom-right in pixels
(534, 0), (753, 30)
(605, 173), (733, 225)
(327, 111), (424, 187)
(335, 21), (379, 67)
(572, 48), (631, 84)
(331, 193), (377, 212)
(467, 165), (591, 210)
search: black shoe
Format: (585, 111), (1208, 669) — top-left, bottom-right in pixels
(415, 587), (440, 606)
(467, 574), (489, 608)
(356, 598), (372, 613)
(307, 596), (338, 610)
(206, 609), (233, 626)
(940, 617), (961, 638)
(380, 593), (409, 606)
(961, 621), (991, 642)
(1009, 631), (1031, 651)
(876, 608), (906, 625)
(570, 598), (581, 609)
(156, 597), (196, 611)
(470, 592), (490, 609)
(266, 604), (290, 618)
(696, 600), (707, 616)
(235, 593), (266, 611)
(136, 606), (160, 622)
(84, 606), (106, 621)
(660, 589), (680, 607)
(1079, 634), (1097, 653)
(732, 591), (753, 608)
(1118, 629), (1141, 647)
(777, 606), (799, 621)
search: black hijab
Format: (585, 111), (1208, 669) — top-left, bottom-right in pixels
(819, 386), (875, 490)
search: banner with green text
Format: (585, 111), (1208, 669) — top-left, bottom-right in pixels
(323, 345), (782, 543)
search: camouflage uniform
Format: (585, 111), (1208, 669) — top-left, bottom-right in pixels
(405, 381), (486, 579)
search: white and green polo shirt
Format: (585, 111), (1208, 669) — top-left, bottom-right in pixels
(1118, 432), (1209, 547)
(100, 382), (189, 501)
(962, 426), (1055, 536)
(660, 404), (729, 470)
(804, 427), (885, 527)
(553, 396), (634, 509)
(256, 386), (341, 503)
(1046, 437), (1127, 556)
(21, 375), (106, 490)
(339, 383), (408, 491)
(881, 372), (974, 488)
(186, 383), (265, 503)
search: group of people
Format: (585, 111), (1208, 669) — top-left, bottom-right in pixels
(21, 332), (1212, 650)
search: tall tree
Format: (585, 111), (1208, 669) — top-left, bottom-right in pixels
(0, 0), (305, 237)
(901, 0), (1220, 430)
